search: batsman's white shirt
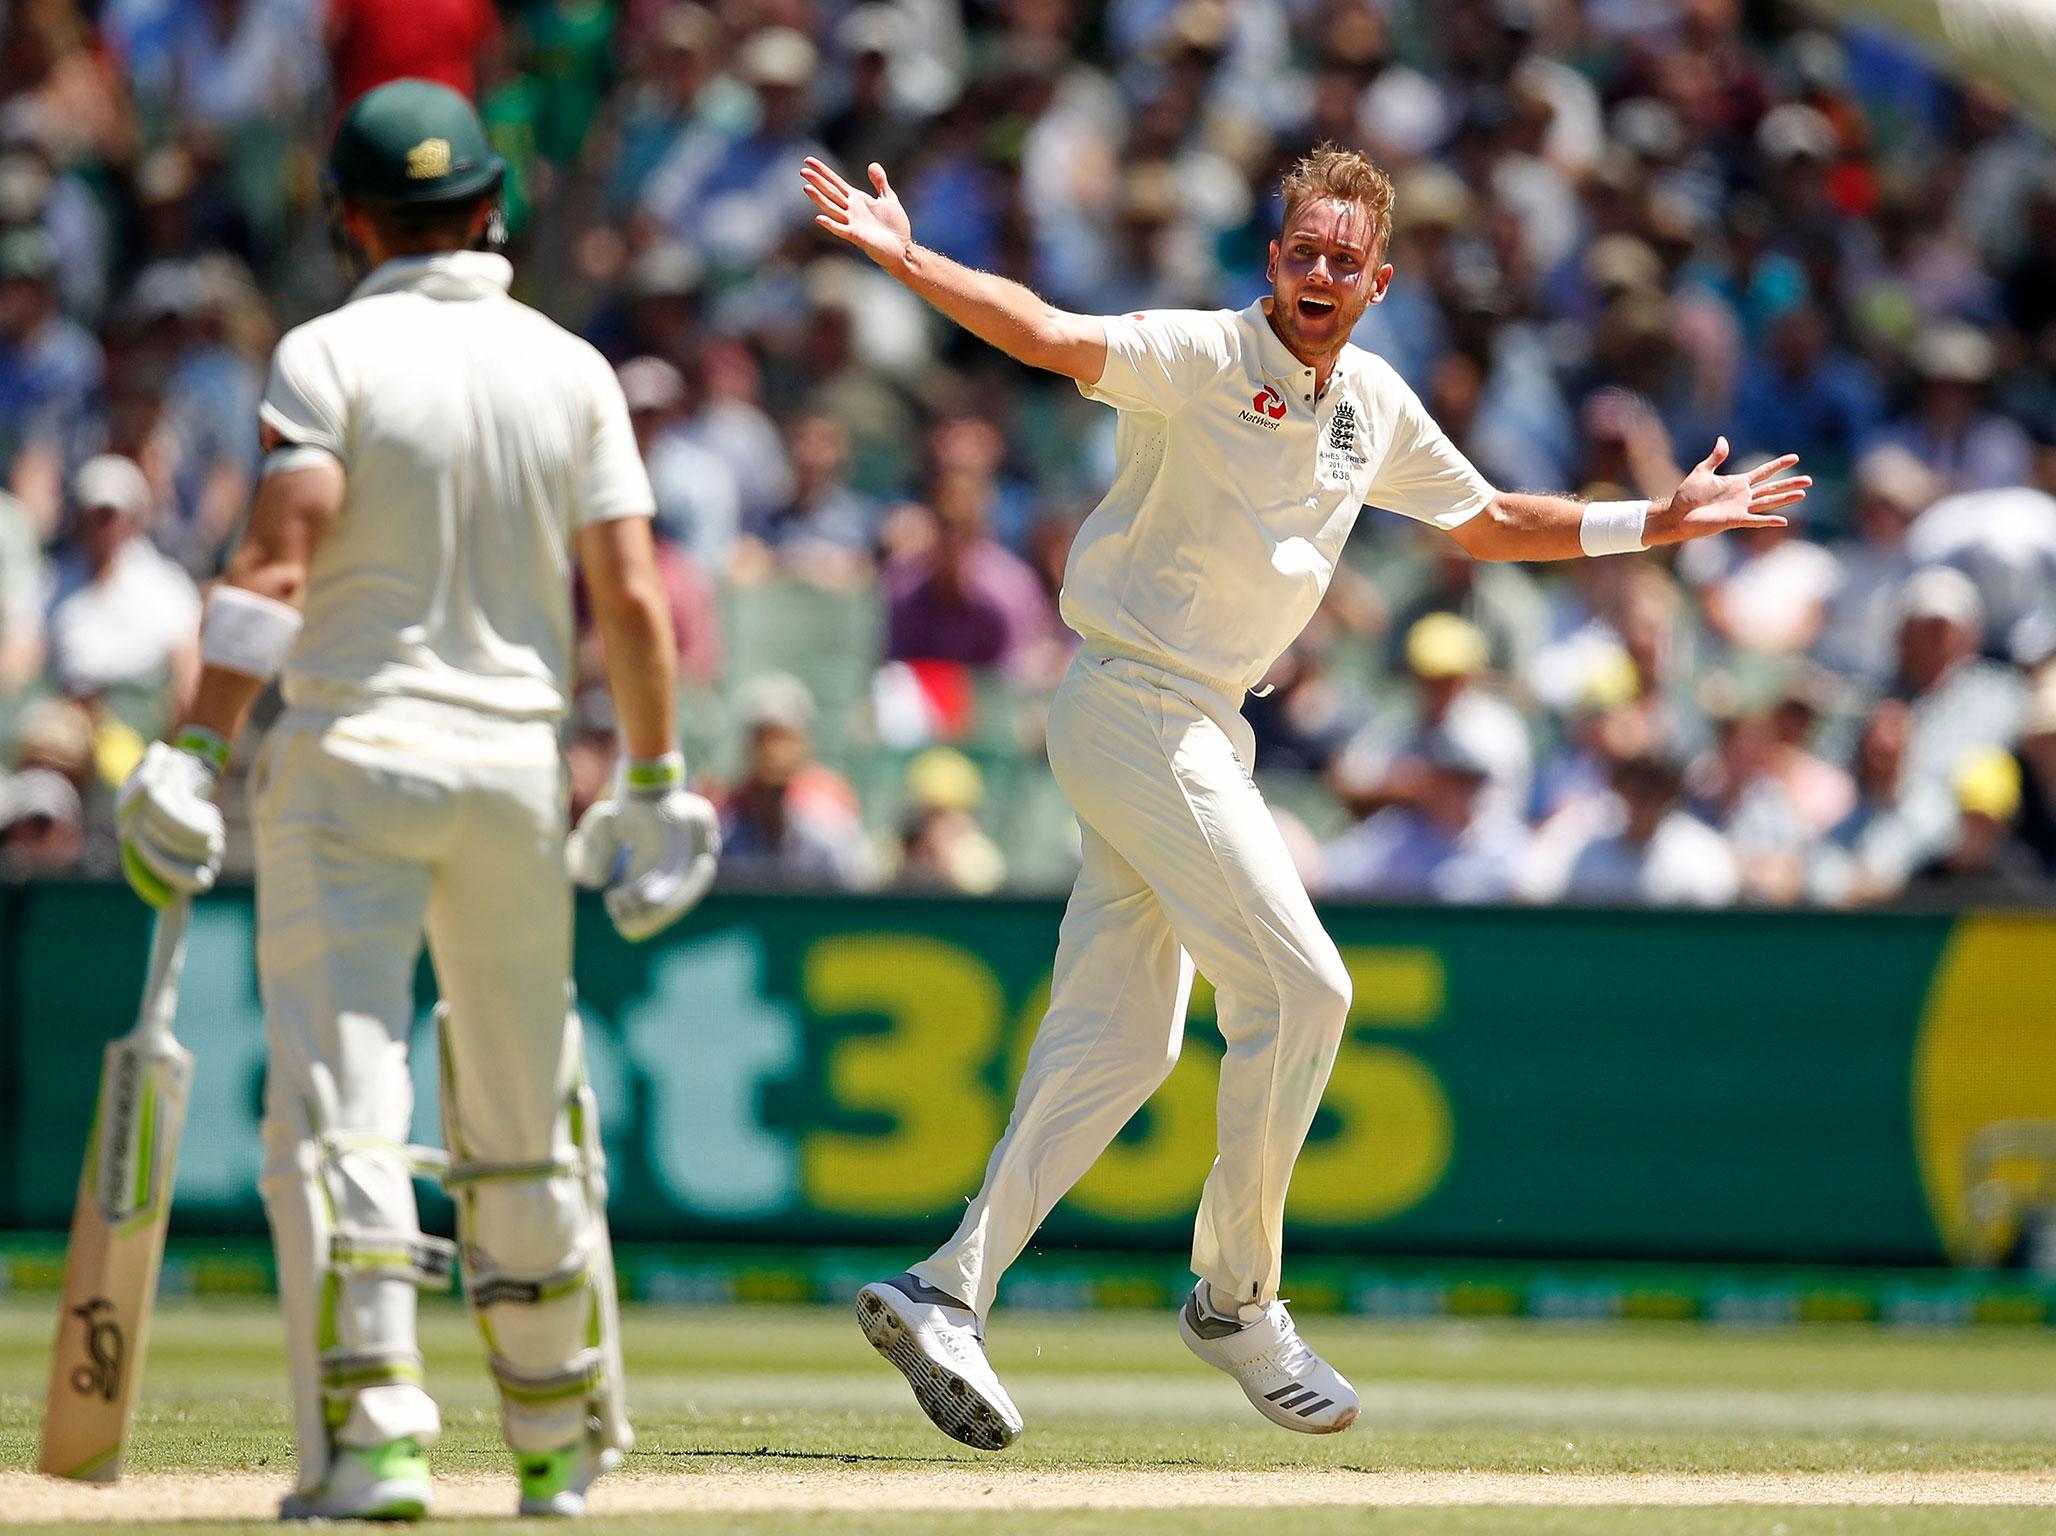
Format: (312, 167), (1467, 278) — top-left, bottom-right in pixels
(259, 251), (653, 720)
(249, 252), (650, 1483)
(1066, 299), (1493, 693)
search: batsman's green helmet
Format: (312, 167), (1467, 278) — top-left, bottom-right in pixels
(329, 79), (504, 208)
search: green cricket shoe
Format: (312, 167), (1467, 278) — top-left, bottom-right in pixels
(516, 1434), (622, 1517)
(279, 1437), (430, 1521)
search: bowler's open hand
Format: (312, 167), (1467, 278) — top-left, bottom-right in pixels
(802, 157), (912, 268)
(1644, 438), (1812, 548)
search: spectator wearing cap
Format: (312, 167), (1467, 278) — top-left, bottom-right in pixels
(1889, 565), (2027, 793)
(883, 474), (1055, 683)
(619, 354), (742, 574)
(1523, 745), (1742, 908)
(1383, 539), (1552, 684)
(0, 764), (84, 876)
(1578, 286), (1716, 462)
(892, 746), (1005, 894)
(640, 26), (828, 271)
(0, 484), (41, 695)
(1899, 747), (2047, 903)
(1863, 323), (2034, 494)
(1334, 613), (1533, 828)
(1754, 104), (1843, 254)
(1816, 446), (1938, 684)
(43, 455), (200, 715)
(715, 671), (873, 888)
(0, 228), (101, 535)
(9, 692), (117, 873)
(1320, 717), (1529, 903)
(1811, 697), (1957, 905)
(1530, 652), (1662, 825)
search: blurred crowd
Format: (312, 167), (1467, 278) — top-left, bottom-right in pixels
(0, 0), (2052, 906)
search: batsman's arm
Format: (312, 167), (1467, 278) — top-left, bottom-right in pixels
(801, 157), (1107, 383)
(179, 439), (345, 745)
(1446, 439), (1811, 563)
(577, 514), (679, 761)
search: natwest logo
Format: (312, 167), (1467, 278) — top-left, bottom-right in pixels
(1239, 385), (1287, 430)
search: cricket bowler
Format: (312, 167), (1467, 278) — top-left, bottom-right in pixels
(114, 80), (719, 1518)
(803, 144), (1810, 1448)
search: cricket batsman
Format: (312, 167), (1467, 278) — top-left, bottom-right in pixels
(114, 81), (719, 1519)
(803, 144), (1810, 1448)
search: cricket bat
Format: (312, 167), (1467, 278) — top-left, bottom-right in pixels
(38, 900), (195, 1483)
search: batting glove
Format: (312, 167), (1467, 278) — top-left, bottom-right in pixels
(566, 752), (721, 942)
(117, 728), (229, 908)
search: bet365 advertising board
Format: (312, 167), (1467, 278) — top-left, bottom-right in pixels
(3, 884), (2051, 1266)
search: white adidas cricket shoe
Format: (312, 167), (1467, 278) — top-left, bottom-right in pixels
(1176, 1283), (1360, 1434)
(278, 1437), (430, 1521)
(855, 1272), (1024, 1451)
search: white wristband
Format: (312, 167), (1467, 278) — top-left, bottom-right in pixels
(1580, 499), (1649, 557)
(201, 586), (304, 679)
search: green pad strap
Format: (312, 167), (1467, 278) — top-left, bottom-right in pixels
(488, 1347), (604, 1405)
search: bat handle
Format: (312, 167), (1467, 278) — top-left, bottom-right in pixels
(138, 899), (192, 1046)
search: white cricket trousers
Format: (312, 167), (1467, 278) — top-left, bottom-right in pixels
(913, 650), (1351, 1318)
(252, 698), (599, 1487)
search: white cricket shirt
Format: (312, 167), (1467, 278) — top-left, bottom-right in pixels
(1068, 300), (1493, 695)
(258, 252), (654, 721)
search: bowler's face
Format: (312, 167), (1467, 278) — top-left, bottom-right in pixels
(1267, 198), (1391, 361)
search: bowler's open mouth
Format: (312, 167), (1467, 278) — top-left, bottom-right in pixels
(1297, 295), (1336, 319)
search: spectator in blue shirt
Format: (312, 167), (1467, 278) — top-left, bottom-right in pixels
(1734, 302), (1881, 489)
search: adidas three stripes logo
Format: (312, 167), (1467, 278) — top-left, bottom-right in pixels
(1264, 1383), (1335, 1416)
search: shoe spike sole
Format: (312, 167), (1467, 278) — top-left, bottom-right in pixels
(855, 1287), (1019, 1452)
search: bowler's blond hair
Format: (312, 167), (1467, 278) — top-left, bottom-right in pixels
(1279, 143), (1396, 259)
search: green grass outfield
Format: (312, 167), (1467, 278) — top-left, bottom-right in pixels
(2, 1295), (2053, 1533)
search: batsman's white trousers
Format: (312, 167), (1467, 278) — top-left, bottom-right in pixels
(252, 698), (599, 1485)
(913, 650), (1350, 1318)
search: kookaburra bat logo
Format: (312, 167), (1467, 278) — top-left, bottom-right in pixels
(69, 1297), (124, 1400)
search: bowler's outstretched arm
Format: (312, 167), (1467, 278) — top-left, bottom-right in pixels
(801, 157), (1107, 384)
(1448, 436), (1813, 563)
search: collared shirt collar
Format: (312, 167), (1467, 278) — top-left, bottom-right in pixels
(350, 250), (514, 305)
(1245, 297), (1357, 401)
(1246, 298), (1308, 384)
